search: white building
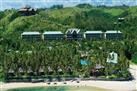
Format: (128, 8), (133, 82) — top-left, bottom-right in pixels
(43, 31), (64, 40)
(21, 32), (41, 41)
(107, 51), (118, 64)
(84, 31), (103, 40)
(105, 30), (123, 40)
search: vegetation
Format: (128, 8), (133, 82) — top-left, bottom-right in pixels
(0, 4), (137, 81)
(0, 40), (131, 81)
(132, 54), (137, 64)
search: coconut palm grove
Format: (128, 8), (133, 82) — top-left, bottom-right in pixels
(0, 4), (137, 82)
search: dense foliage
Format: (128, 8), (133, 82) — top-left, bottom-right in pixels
(0, 40), (130, 80)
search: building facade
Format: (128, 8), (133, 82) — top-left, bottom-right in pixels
(105, 30), (123, 40)
(85, 31), (103, 40)
(43, 31), (64, 40)
(21, 32), (41, 41)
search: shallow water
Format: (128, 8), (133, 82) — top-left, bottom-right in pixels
(7, 86), (108, 91)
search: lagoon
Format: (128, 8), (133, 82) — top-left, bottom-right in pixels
(7, 86), (109, 91)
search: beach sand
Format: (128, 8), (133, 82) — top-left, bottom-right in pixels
(1, 64), (137, 91)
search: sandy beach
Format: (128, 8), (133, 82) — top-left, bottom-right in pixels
(1, 64), (137, 91)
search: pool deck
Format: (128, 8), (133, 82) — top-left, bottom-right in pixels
(1, 64), (137, 91)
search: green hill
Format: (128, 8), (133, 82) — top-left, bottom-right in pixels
(0, 4), (137, 38)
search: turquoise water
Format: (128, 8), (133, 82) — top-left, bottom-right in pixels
(7, 86), (108, 91)
(7, 87), (66, 91)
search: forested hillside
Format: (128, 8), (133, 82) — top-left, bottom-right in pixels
(0, 4), (137, 63)
(0, 4), (136, 38)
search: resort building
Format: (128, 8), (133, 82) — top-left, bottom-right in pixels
(105, 30), (123, 40)
(107, 51), (118, 64)
(43, 31), (64, 40)
(66, 28), (83, 40)
(18, 5), (36, 16)
(21, 32), (41, 41)
(84, 31), (103, 40)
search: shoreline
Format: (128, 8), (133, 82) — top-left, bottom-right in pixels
(1, 64), (137, 91)
(1, 80), (136, 91)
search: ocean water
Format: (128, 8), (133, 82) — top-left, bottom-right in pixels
(7, 86), (108, 91)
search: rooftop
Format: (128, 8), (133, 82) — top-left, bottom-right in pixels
(66, 28), (81, 34)
(21, 32), (40, 35)
(43, 31), (63, 34)
(106, 30), (122, 33)
(19, 9), (36, 12)
(85, 31), (103, 34)
(19, 5), (36, 12)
